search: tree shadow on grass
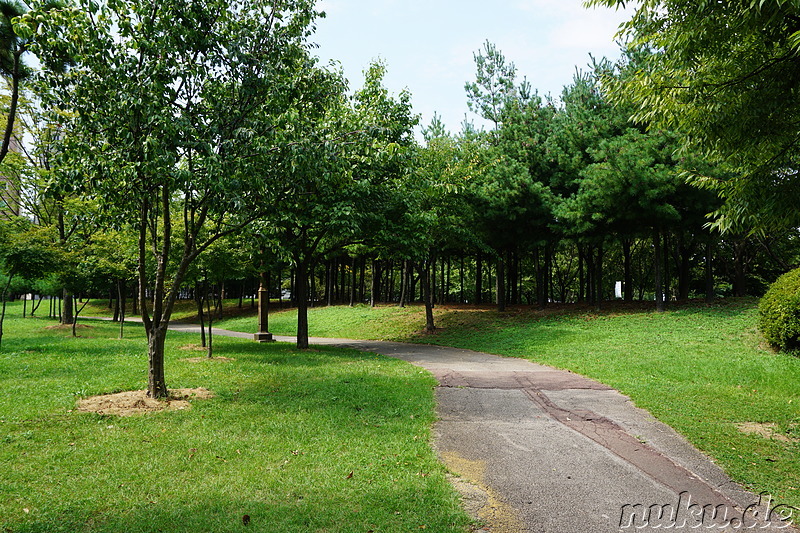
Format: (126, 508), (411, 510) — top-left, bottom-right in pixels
(6, 482), (467, 533)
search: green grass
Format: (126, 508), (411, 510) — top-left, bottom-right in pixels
(78, 298), (217, 322)
(216, 303), (430, 340)
(21, 297), (800, 513)
(0, 303), (471, 533)
(219, 299), (800, 509)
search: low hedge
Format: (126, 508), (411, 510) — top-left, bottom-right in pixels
(759, 267), (800, 353)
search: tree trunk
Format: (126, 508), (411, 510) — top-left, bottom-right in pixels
(663, 232), (671, 303)
(509, 251), (518, 305)
(622, 238), (633, 302)
(117, 280), (126, 339)
(0, 275), (15, 349)
(705, 241), (715, 304)
(419, 259), (436, 332)
(216, 281), (224, 320)
(459, 254), (465, 303)
(370, 259), (379, 307)
(147, 325), (169, 398)
(340, 258), (347, 303)
(496, 252), (506, 312)
(654, 231), (665, 312)
(440, 257), (446, 304)
(296, 260), (310, 349)
(359, 258), (366, 303)
(431, 258), (437, 305)
(325, 259), (333, 306)
(595, 242), (604, 311)
(734, 240), (748, 297)
(0, 52), (22, 166)
(31, 295), (42, 317)
(72, 298), (89, 338)
(399, 259), (408, 308)
(112, 289), (120, 322)
(446, 256), (452, 304)
(61, 289), (74, 325)
(475, 252), (483, 304)
(195, 283), (206, 348)
(349, 256), (357, 307)
(677, 232), (692, 301)
(578, 246), (585, 303)
(206, 283), (214, 358)
(387, 260), (395, 302)
(536, 246), (547, 309)
(586, 246), (596, 306)
(290, 268), (296, 305)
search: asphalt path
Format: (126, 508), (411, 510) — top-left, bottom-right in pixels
(168, 324), (797, 533)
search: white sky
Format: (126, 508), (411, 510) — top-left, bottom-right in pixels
(311, 0), (633, 135)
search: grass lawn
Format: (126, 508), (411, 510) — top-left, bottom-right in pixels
(0, 303), (471, 532)
(216, 299), (800, 510)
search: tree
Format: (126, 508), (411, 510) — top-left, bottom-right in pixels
(402, 116), (476, 331)
(267, 60), (417, 348)
(587, 0), (800, 233)
(465, 40), (518, 131)
(0, 217), (59, 347)
(465, 42), (541, 312)
(0, 0), (32, 166)
(10, 99), (82, 325)
(25, 0), (329, 397)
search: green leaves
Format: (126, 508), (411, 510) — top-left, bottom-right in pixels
(591, 0), (800, 234)
(0, 217), (61, 282)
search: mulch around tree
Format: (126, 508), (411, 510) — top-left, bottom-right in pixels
(76, 388), (214, 416)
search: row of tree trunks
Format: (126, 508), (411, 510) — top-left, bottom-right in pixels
(297, 238), (718, 309)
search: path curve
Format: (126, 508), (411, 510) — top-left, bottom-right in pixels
(172, 325), (797, 533)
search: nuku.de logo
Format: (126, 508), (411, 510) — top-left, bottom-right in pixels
(618, 491), (797, 529)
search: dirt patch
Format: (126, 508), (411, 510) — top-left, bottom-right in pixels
(44, 323), (93, 330)
(736, 422), (797, 443)
(179, 343), (206, 351)
(182, 356), (235, 363)
(440, 450), (526, 533)
(77, 388), (214, 416)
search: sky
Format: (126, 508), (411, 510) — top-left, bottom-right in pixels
(311, 0), (634, 135)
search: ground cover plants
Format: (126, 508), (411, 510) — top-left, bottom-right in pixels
(216, 298), (800, 510)
(0, 303), (471, 532)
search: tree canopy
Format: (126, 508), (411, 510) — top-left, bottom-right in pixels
(587, 0), (800, 232)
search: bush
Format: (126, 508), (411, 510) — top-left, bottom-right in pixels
(759, 268), (800, 353)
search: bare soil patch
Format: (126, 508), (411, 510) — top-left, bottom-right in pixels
(179, 343), (206, 351)
(77, 388), (214, 416)
(736, 422), (797, 443)
(44, 323), (93, 331)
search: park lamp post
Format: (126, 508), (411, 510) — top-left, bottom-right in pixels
(254, 253), (274, 343)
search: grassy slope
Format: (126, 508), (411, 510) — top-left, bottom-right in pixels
(0, 305), (470, 533)
(218, 299), (800, 509)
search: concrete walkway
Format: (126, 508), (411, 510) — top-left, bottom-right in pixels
(171, 325), (797, 532)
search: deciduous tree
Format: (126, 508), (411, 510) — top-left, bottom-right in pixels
(24, 0), (328, 397)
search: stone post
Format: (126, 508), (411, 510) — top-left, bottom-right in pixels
(254, 268), (274, 343)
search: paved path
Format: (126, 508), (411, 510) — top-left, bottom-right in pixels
(170, 325), (796, 532)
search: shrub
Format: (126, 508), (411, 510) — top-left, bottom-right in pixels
(759, 268), (800, 353)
